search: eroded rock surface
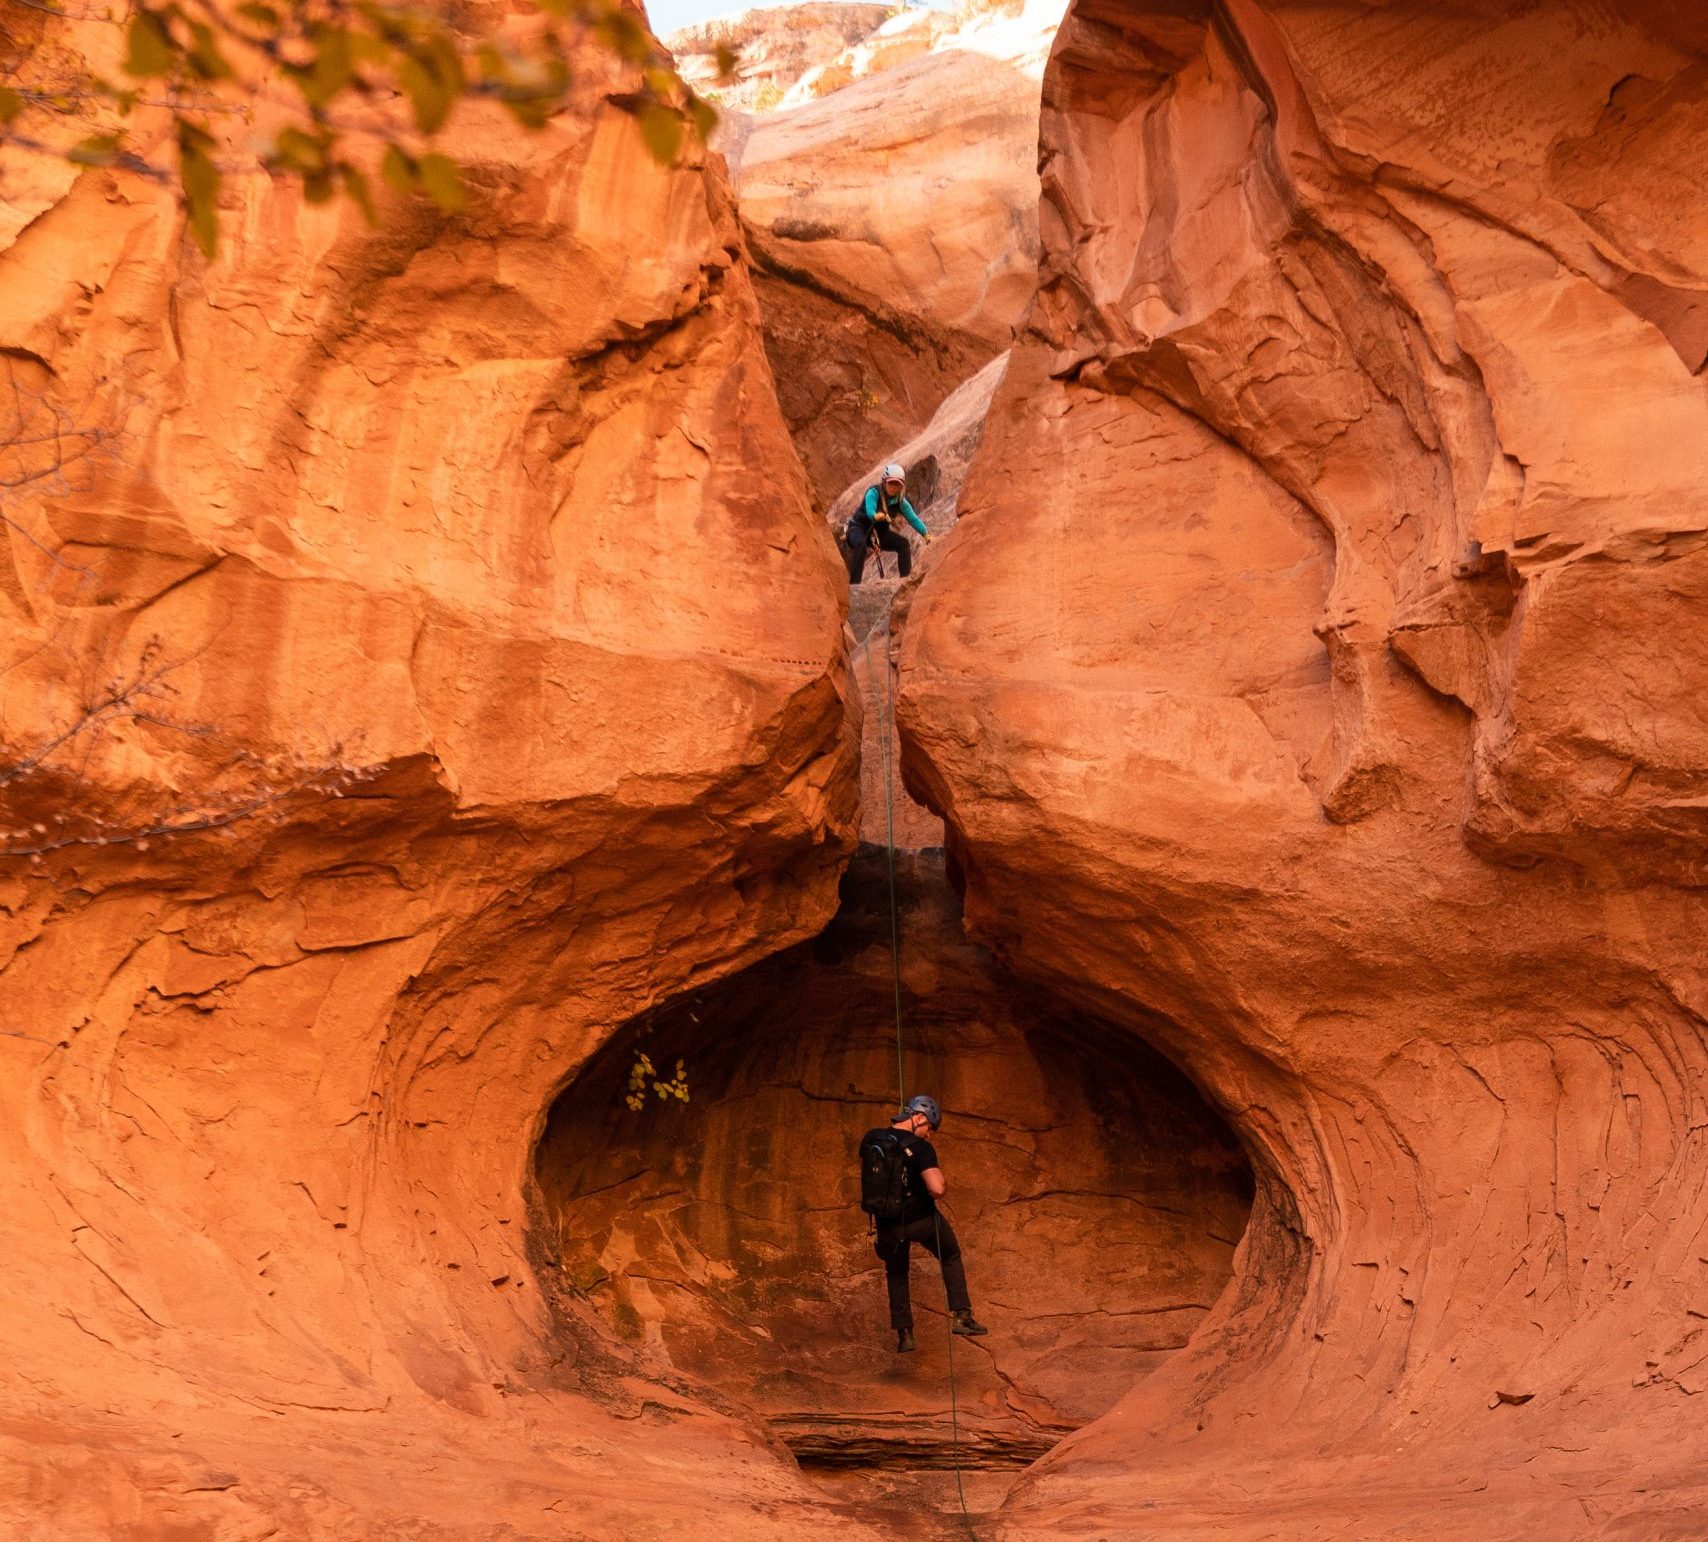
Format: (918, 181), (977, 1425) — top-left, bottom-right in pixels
(774, 2), (987, 108)
(537, 851), (1251, 1464)
(841, 359), (1012, 847)
(0, 23), (861, 1540)
(728, 0), (1062, 502)
(898, 1), (1708, 1536)
(832, 354), (1011, 539)
(665, 2), (891, 114)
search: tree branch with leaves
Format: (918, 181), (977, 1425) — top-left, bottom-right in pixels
(0, 0), (736, 255)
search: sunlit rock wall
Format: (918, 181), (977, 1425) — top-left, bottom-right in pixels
(664, 2), (891, 113)
(0, 21), (860, 1540)
(897, 1), (1708, 1536)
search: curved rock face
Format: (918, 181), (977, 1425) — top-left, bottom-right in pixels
(0, 34), (861, 1540)
(775, 2), (991, 109)
(536, 852), (1252, 1466)
(729, 0), (1063, 502)
(898, 1), (1708, 1535)
(831, 355), (1012, 540)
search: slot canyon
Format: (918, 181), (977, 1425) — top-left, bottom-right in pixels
(1, 1), (1706, 1540)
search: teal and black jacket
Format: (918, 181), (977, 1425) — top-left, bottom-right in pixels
(860, 485), (928, 537)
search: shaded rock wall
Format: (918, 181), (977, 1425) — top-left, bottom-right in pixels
(536, 851), (1251, 1460)
(852, 623), (945, 849)
(897, 1), (1708, 1536)
(832, 354), (1011, 537)
(841, 362), (1008, 849)
(728, 0), (1062, 502)
(0, 23), (862, 1540)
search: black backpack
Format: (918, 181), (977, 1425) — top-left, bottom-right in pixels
(858, 1127), (912, 1221)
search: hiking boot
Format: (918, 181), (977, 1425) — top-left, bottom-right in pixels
(896, 1327), (917, 1353)
(951, 1310), (989, 1337)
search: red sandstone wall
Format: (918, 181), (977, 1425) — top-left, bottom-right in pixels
(0, 23), (863, 1539)
(536, 853), (1251, 1461)
(728, 0), (1061, 503)
(897, 2), (1708, 1535)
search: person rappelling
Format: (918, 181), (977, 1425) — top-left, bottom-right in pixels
(846, 462), (930, 584)
(858, 1094), (989, 1352)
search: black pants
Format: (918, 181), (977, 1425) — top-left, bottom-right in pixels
(875, 1212), (971, 1330)
(846, 517), (912, 583)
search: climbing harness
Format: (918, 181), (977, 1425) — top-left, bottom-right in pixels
(863, 618), (978, 1539)
(869, 530), (890, 580)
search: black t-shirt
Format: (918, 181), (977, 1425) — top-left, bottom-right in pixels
(894, 1130), (940, 1222)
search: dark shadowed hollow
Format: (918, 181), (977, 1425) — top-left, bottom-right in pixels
(532, 849), (1253, 1493)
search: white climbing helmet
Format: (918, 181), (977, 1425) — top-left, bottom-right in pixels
(881, 462), (905, 486)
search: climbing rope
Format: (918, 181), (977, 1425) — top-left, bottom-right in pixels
(933, 1209), (975, 1534)
(870, 618), (907, 1113)
(864, 618), (978, 1539)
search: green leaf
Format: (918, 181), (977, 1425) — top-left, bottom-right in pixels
(416, 152), (465, 212)
(186, 20), (233, 80)
(398, 55), (451, 133)
(380, 142), (415, 196)
(298, 27), (355, 109)
(688, 93), (717, 144)
(423, 32), (466, 96)
(179, 131), (221, 259)
(394, 28), (466, 134)
(593, 8), (652, 64)
(349, 30), (389, 66)
(0, 86), (22, 124)
(338, 163), (377, 224)
(270, 125), (327, 173)
(125, 9), (177, 78)
(635, 101), (681, 165)
(502, 95), (552, 129)
(68, 133), (122, 166)
(356, 0), (409, 48)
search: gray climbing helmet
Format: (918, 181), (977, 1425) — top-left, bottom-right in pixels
(900, 1093), (942, 1130)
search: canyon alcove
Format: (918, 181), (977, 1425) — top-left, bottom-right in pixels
(533, 850), (1252, 1506)
(7, 0), (1708, 1534)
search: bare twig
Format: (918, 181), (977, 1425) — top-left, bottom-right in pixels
(0, 632), (376, 863)
(0, 354), (120, 580)
(0, 764), (374, 859)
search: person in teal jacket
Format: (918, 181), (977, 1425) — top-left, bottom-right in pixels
(846, 462), (930, 583)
